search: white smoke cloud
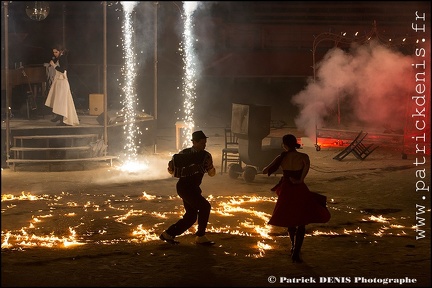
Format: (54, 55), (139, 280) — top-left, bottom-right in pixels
(292, 40), (415, 139)
(93, 154), (173, 184)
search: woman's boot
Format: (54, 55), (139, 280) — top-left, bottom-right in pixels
(51, 114), (62, 122)
(288, 227), (296, 256)
(292, 225), (305, 263)
(56, 116), (67, 126)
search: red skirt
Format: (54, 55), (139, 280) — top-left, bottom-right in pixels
(268, 179), (331, 227)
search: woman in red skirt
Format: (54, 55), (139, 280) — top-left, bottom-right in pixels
(263, 134), (331, 263)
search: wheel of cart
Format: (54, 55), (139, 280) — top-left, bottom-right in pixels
(230, 103), (286, 183)
(242, 166), (257, 183)
(228, 163), (243, 179)
(315, 144), (321, 151)
(228, 163), (259, 183)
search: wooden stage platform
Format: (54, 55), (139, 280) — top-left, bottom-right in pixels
(1, 114), (156, 169)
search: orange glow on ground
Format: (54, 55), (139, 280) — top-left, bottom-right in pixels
(1, 191), (417, 257)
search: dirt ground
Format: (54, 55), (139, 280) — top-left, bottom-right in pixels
(1, 127), (431, 287)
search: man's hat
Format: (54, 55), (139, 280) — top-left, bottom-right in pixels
(191, 130), (208, 141)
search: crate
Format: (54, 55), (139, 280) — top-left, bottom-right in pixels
(89, 93), (104, 116)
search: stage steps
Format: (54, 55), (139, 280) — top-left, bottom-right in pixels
(6, 134), (118, 171)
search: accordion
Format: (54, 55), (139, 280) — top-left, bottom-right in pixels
(171, 151), (209, 178)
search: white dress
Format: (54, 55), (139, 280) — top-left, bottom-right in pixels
(45, 62), (79, 126)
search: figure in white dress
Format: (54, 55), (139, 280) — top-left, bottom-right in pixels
(45, 45), (79, 126)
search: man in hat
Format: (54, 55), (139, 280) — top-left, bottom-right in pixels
(160, 130), (216, 245)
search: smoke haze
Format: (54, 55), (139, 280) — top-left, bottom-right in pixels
(292, 40), (416, 139)
(93, 154), (172, 184)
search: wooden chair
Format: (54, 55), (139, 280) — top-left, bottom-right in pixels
(333, 131), (378, 161)
(351, 140), (379, 160)
(220, 128), (241, 174)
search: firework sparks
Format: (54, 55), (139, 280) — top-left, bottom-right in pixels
(177, 2), (199, 149)
(116, 2), (149, 173)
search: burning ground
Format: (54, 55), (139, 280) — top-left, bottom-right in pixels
(1, 135), (430, 287)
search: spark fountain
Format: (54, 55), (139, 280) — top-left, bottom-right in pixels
(177, 2), (199, 149)
(117, 1), (149, 173)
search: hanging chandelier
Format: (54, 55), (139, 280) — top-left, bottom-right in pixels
(26, 1), (50, 21)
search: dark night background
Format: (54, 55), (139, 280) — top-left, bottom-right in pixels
(2, 1), (431, 128)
